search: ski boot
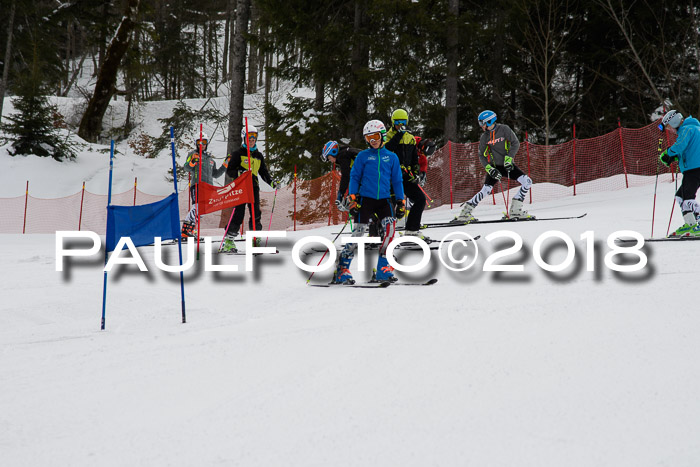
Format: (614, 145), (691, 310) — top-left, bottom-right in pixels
(670, 212), (698, 237)
(219, 235), (238, 253)
(331, 255), (355, 284)
(690, 223), (700, 237)
(508, 198), (533, 220)
(374, 255), (397, 283)
(181, 221), (198, 239)
(451, 203), (477, 224)
(403, 230), (431, 242)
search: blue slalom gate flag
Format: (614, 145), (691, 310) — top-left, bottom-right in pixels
(105, 192), (180, 252)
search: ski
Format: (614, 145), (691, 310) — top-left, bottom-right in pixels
(385, 278), (438, 286)
(412, 213), (588, 229)
(308, 282), (391, 288)
(616, 236), (700, 244)
(307, 236), (480, 254)
(332, 214), (588, 234)
(219, 249), (281, 255)
(396, 235), (481, 250)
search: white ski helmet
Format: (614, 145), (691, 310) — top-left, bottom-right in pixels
(195, 131), (209, 146)
(662, 110), (683, 130)
(363, 119), (386, 136)
(241, 124), (259, 142)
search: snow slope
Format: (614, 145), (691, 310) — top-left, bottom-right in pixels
(2, 177), (700, 466)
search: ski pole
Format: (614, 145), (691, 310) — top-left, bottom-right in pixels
(498, 177), (509, 218)
(651, 137), (663, 238)
(265, 188), (278, 247)
(665, 164), (679, 237)
(306, 219), (350, 284)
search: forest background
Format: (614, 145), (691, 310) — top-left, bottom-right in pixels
(0, 0), (697, 181)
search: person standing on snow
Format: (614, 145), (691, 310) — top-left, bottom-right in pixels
(321, 139), (381, 239)
(331, 120), (406, 284)
(321, 139), (361, 210)
(384, 108), (428, 239)
(220, 124), (277, 253)
(452, 110), (533, 223)
(181, 131), (228, 239)
(659, 110), (700, 237)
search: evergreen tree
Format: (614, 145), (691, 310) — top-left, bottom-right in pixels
(1, 38), (76, 160)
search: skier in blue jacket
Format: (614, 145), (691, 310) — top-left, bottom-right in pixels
(332, 119), (406, 284)
(659, 110), (700, 237)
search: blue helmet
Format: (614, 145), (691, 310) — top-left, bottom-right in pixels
(321, 140), (339, 162)
(478, 110), (497, 128)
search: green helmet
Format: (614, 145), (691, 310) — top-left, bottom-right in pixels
(391, 108), (409, 126)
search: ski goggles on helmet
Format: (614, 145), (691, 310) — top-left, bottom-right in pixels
(246, 132), (258, 140)
(393, 119), (408, 126)
(197, 139), (208, 145)
(365, 132), (383, 144)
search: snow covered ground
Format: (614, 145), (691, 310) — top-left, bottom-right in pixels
(2, 175), (700, 466)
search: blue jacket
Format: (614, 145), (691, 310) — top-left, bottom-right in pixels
(349, 146), (405, 201)
(668, 116), (700, 172)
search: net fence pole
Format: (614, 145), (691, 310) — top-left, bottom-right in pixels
(618, 118), (629, 188)
(22, 181), (28, 234)
(78, 181), (85, 230)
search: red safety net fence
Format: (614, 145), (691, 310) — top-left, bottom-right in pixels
(0, 122), (678, 234)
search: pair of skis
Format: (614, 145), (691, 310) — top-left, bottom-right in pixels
(407, 213), (588, 230)
(309, 278), (438, 288)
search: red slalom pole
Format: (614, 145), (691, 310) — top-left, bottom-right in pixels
(526, 131), (532, 204)
(133, 177), (137, 205)
(196, 124), (203, 259)
(294, 164), (297, 231)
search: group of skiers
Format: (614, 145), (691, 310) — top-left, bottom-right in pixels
(180, 107), (700, 283)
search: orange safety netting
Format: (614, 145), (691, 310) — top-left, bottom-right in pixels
(0, 122), (679, 234)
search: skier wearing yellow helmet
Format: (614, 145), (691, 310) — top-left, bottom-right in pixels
(384, 108), (428, 240)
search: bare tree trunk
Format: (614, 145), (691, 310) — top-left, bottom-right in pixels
(444, 0), (458, 143)
(78, 0), (140, 142)
(314, 80), (324, 111)
(349, 0), (369, 142)
(247, 1), (258, 94)
(227, 0), (250, 156)
(223, 14), (230, 79)
(0, 0), (17, 125)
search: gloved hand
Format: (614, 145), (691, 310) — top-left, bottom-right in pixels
(347, 194), (360, 215)
(418, 172), (427, 186)
(486, 164), (502, 180)
(395, 199), (407, 219)
(222, 155), (231, 168)
(188, 155), (199, 167)
(659, 150), (676, 166)
(336, 196), (349, 212)
(270, 180), (279, 189)
(504, 155), (514, 171)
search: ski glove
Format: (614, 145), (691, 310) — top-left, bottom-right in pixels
(347, 194), (360, 214)
(270, 180), (279, 189)
(659, 150), (677, 166)
(486, 164), (502, 181)
(395, 199), (407, 219)
(504, 156), (514, 171)
(336, 196), (350, 212)
(418, 172), (427, 187)
(188, 155), (200, 167)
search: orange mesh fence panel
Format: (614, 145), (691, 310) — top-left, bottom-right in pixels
(0, 122), (684, 233)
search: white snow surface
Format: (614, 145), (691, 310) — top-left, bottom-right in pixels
(2, 176), (700, 466)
